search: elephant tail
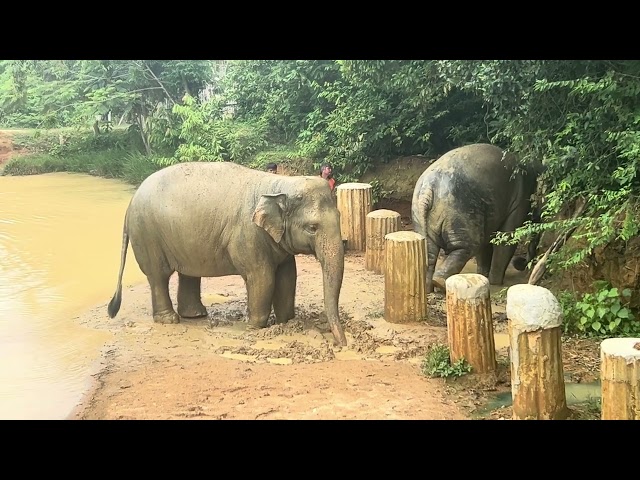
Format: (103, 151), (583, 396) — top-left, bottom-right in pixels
(108, 212), (130, 319)
(411, 183), (434, 236)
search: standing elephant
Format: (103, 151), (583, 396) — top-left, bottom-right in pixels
(107, 161), (347, 346)
(411, 143), (539, 293)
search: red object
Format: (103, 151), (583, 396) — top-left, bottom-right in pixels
(327, 178), (336, 191)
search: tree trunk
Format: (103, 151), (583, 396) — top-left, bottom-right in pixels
(600, 337), (640, 420)
(507, 284), (569, 420)
(336, 183), (373, 252)
(365, 209), (401, 274)
(445, 274), (497, 378)
(384, 231), (428, 324)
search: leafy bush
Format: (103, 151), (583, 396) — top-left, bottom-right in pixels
(559, 281), (640, 336)
(170, 94), (270, 164)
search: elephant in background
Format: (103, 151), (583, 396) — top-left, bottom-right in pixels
(411, 143), (540, 293)
(108, 161), (347, 346)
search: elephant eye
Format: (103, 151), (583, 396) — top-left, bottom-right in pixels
(305, 224), (318, 235)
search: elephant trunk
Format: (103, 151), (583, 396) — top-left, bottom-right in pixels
(316, 233), (348, 346)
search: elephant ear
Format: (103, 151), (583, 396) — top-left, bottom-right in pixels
(252, 193), (287, 243)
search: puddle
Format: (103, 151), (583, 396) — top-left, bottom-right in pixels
(206, 337), (245, 349)
(268, 358), (293, 365)
(203, 294), (232, 305)
(479, 380), (602, 414)
(494, 333), (510, 349)
(267, 334), (326, 349)
(253, 340), (286, 350)
(218, 352), (258, 363)
(334, 350), (364, 361)
(376, 345), (401, 354)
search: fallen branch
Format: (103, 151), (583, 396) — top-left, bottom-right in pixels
(528, 197), (587, 285)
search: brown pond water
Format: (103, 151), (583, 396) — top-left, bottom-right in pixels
(0, 172), (146, 419)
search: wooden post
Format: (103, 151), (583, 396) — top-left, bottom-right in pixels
(383, 231), (428, 324)
(365, 209), (401, 274)
(445, 274), (497, 378)
(600, 338), (640, 420)
(506, 284), (569, 420)
(336, 183), (373, 252)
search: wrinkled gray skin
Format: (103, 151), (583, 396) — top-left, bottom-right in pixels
(411, 143), (539, 293)
(108, 162), (347, 346)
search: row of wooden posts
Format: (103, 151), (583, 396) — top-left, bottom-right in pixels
(336, 182), (640, 421)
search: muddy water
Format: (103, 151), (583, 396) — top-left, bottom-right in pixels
(0, 172), (145, 419)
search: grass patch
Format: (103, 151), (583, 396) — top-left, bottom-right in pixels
(3, 150), (127, 177)
(569, 396), (601, 420)
(421, 344), (472, 379)
(121, 152), (163, 186)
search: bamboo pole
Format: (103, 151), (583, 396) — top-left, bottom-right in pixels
(506, 284), (569, 420)
(365, 209), (401, 274)
(600, 337), (640, 420)
(336, 183), (373, 252)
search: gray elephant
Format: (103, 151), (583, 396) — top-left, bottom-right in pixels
(107, 161), (348, 346)
(411, 143), (540, 293)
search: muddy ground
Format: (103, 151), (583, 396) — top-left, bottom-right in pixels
(67, 249), (602, 420)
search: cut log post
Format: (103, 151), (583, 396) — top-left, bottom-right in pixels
(506, 284), (569, 420)
(336, 183), (373, 252)
(600, 338), (640, 420)
(383, 231), (428, 324)
(365, 209), (401, 274)
(445, 274), (497, 378)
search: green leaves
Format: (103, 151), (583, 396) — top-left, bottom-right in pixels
(559, 283), (639, 337)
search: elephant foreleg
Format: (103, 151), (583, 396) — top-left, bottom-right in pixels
(148, 271), (180, 324)
(273, 255), (296, 324)
(476, 244), (493, 278)
(177, 273), (208, 318)
(245, 268), (276, 329)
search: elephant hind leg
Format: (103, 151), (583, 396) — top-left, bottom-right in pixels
(131, 238), (179, 324)
(177, 273), (208, 318)
(489, 205), (529, 285)
(475, 244), (493, 278)
(433, 247), (474, 292)
(148, 271), (180, 324)
(272, 255), (296, 324)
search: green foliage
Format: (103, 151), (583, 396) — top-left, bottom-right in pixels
(421, 344), (472, 378)
(451, 60), (640, 273)
(167, 94), (270, 164)
(369, 179), (395, 204)
(3, 59), (640, 287)
(558, 281), (640, 337)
